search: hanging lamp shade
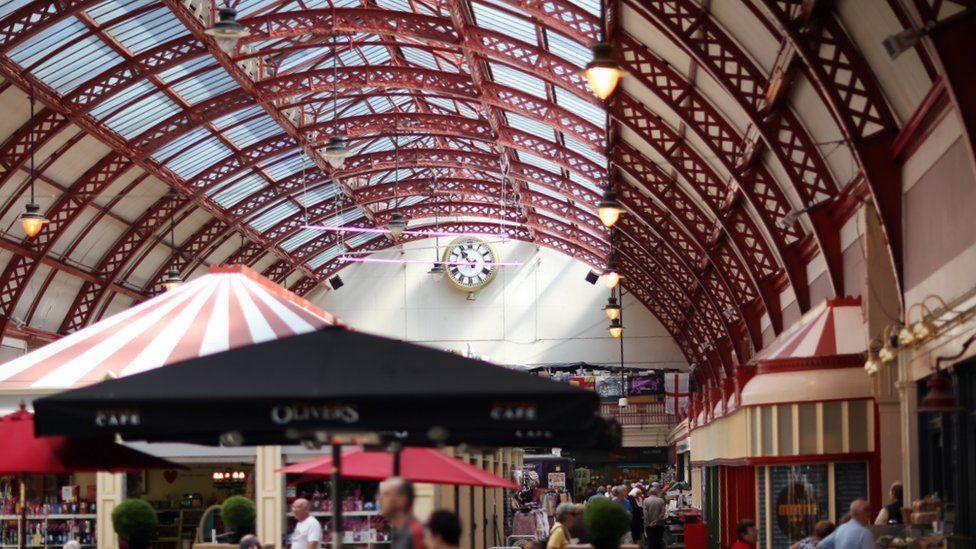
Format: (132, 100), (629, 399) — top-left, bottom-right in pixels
(161, 267), (183, 292)
(608, 318), (623, 339)
(584, 42), (623, 100)
(919, 371), (958, 413)
(603, 295), (621, 321)
(323, 135), (350, 169)
(20, 202), (48, 238)
(597, 189), (625, 228)
(205, 7), (249, 53)
(603, 259), (621, 289)
(388, 213), (407, 237)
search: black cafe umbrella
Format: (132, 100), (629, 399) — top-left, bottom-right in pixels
(33, 325), (616, 449)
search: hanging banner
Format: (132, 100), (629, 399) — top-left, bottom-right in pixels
(664, 372), (690, 415)
(596, 376), (624, 398)
(628, 373), (664, 395)
(568, 376), (596, 391)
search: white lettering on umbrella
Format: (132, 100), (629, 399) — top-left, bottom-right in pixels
(270, 404), (360, 425)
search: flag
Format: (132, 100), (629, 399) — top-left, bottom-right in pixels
(664, 372), (690, 415)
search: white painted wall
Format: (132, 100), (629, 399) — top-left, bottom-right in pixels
(307, 239), (687, 370)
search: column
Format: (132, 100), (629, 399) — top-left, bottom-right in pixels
(255, 446), (284, 549)
(96, 473), (124, 549)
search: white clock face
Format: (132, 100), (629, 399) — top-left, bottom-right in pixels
(444, 237), (497, 291)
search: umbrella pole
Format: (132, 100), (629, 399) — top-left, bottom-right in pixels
(393, 448), (401, 476)
(18, 476), (26, 549)
(331, 444), (342, 548)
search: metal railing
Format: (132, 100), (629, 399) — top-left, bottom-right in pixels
(600, 401), (675, 426)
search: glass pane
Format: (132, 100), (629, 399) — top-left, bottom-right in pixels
(798, 403), (818, 455)
(848, 400), (869, 452)
(778, 405), (794, 455)
(823, 402), (843, 453)
(769, 464), (829, 547)
(761, 406), (774, 456)
(834, 462), (869, 522)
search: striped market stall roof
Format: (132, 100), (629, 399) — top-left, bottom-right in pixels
(0, 265), (336, 390)
(753, 297), (865, 363)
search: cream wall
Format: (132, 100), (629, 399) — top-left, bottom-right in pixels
(308, 240), (687, 369)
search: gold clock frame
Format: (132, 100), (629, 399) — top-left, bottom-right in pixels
(442, 237), (499, 293)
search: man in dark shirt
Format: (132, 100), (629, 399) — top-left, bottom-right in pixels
(380, 477), (426, 549)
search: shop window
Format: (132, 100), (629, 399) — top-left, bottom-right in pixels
(822, 402), (843, 453)
(769, 464), (828, 549)
(762, 406), (774, 456)
(778, 405), (795, 455)
(833, 462), (868, 521)
(757, 466), (766, 546)
(798, 403), (818, 455)
(847, 400), (869, 452)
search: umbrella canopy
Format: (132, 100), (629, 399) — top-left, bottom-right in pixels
(0, 407), (178, 474)
(0, 265), (335, 390)
(33, 326), (617, 449)
(279, 448), (517, 489)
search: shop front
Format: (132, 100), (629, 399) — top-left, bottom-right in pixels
(688, 299), (880, 548)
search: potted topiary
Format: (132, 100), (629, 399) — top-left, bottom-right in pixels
(584, 498), (631, 549)
(219, 496), (256, 543)
(111, 499), (158, 549)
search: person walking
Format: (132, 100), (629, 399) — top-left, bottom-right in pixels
(424, 510), (461, 549)
(627, 487), (644, 544)
(289, 499), (323, 549)
(817, 499), (877, 549)
(791, 521), (835, 549)
(642, 487), (666, 549)
(730, 520), (757, 549)
(874, 482), (904, 525)
(379, 477), (427, 549)
(546, 503), (577, 549)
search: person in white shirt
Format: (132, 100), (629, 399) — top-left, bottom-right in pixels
(290, 498), (322, 549)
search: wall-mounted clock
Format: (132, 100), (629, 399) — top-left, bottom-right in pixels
(443, 237), (498, 295)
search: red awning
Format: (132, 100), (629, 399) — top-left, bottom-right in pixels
(754, 297), (865, 363)
(279, 447), (516, 489)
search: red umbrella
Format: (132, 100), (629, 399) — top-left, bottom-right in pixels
(0, 406), (179, 473)
(0, 407), (180, 549)
(278, 447), (517, 489)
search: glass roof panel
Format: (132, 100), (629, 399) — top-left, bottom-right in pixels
(554, 87), (605, 128)
(546, 30), (590, 68)
(489, 63), (547, 99)
(102, 89), (183, 139)
(165, 134), (233, 178)
(568, 169), (602, 193)
(9, 17), (125, 94)
(220, 114), (282, 148)
(157, 55), (218, 85)
(281, 228), (322, 251)
(518, 151), (562, 174)
(506, 113), (556, 141)
(260, 152), (313, 181)
(471, 2), (537, 46)
(295, 183), (340, 208)
(212, 105), (266, 130)
(249, 201), (300, 232)
(101, 6), (187, 55)
(564, 134), (606, 167)
(0, 0), (33, 20)
(168, 67), (238, 105)
(150, 126), (210, 162)
(210, 172), (268, 207)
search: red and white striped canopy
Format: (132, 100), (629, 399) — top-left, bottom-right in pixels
(0, 265), (335, 390)
(754, 297), (865, 363)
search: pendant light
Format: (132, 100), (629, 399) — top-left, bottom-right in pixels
(161, 189), (183, 292)
(205, 4), (249, 55)
(584, 1), (623, 100)
(387, 132), (407, 237)
(321, 33), (350, 169)
(585, 42), (623, 100)
(603, 258), (621, 289)
(918, 370), (958, 413)
(608, 318), (623, 339)
(20, 89), (48, 239)
(597, 188), (624, 228)
(603, 292), (621, 321)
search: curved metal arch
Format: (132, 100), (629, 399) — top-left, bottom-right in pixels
(746, 0), (903, 293)
(497, 0), (848, 304)
(618, 0), (846, 297)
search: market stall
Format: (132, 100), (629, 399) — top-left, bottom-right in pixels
(686, 298), (880, 548)
(0, 265), (336, 549)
